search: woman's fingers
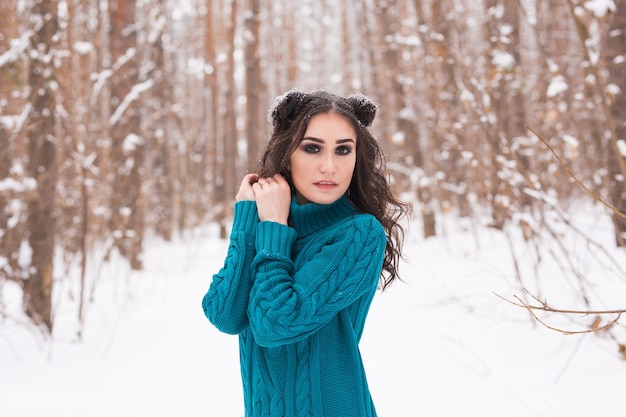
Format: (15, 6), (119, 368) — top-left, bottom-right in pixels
(245, 173), (260, 184)
(256, 174), (287, 187)
(235, 173), (260, 201)
(254, 174), (291, 224)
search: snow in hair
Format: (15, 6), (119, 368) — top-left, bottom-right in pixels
(347, 94), (377, 127)
(271, 89), (378, 128)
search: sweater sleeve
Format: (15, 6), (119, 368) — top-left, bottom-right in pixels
(202, 200), (259, 335)
(248, 215), (386, 348)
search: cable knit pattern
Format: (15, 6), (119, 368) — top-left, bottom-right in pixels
(203, 196), (385, 417)
(202, 201), (259, 335)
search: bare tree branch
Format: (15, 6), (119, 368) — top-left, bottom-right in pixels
(527, 126), (626, 221)
(494, 290), (624, 335)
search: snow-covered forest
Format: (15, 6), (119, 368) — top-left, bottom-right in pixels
(1, 0), (626, 411)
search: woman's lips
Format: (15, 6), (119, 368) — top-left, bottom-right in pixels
(314, 181), (338, 190)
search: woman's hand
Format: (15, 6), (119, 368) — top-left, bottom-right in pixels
(236, 173), (260, 201)
(252, 174), (291, 225)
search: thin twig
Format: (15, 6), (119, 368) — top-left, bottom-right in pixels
(496, 290), (626, 315)
(527, 126), (626, 220)
(494, 291), (624, 335)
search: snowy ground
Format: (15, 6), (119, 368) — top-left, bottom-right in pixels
(1, 205), (625, 417)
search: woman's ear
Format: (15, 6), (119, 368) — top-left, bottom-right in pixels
(272, 89), (308, 129)
(347, 94), (377, 127)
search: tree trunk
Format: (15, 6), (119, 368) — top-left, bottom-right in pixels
(24, 0), (60, 331)
(605, 0), (626, 246)
(372, 0), (400, 143)
(0, 0), (25, 283)
(218, 0), (239, 238)
(340, 2), (353, 92)
(109, 0), (145, 269)
(483, 0), (524, 229)
(148, 0), (174, 241)
(379, 0), (434, 237)
(206, 0), (222, 232)
(244, 0), (265, 172)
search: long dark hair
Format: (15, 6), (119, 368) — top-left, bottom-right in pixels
(257, 89), (411, 290)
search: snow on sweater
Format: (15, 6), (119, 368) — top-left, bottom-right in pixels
(203, 196), (386, 417)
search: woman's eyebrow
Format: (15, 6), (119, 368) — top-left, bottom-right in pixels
(302, 137), (355, 144)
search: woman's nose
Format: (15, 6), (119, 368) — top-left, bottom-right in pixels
(319, 154), (336, 174)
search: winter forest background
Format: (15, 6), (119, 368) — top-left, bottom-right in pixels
(2, 0), (626, 388)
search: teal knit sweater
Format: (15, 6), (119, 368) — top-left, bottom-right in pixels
(202, 196), (386, 417)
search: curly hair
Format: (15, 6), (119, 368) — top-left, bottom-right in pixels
(256, 89), (411, 290)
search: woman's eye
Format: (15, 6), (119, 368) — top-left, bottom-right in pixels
(336, 146), (352, 155)
(303, 144), (320, 154)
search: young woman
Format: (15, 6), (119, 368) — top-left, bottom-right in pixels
(202, 89), (409, 417)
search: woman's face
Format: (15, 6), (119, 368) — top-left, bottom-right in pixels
(289, 112), (357, 205)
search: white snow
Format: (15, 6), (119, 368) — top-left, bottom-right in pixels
(109, 79), (154, 127)
(0, 31), (32, 68)
(0, 116), (17, 130)
(606, 82), (622, 96)
(122, 133), (144, 154)
(73, 42), (94, 56)
(0, 177), (36, 193)
(617, 139), (626, 158)
(460, 88), (475, 103)
(492, 50), (515, 71)
(547, 75), (568, 98)
(523, 188), (559, 207)
(584, 0), (616, 18)
(0, 207), (625, 417)
(391, 131), (406, 145)
(561, 134), (579, 148)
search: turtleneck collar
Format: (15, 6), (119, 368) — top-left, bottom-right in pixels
(289, 196), (357, 236)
